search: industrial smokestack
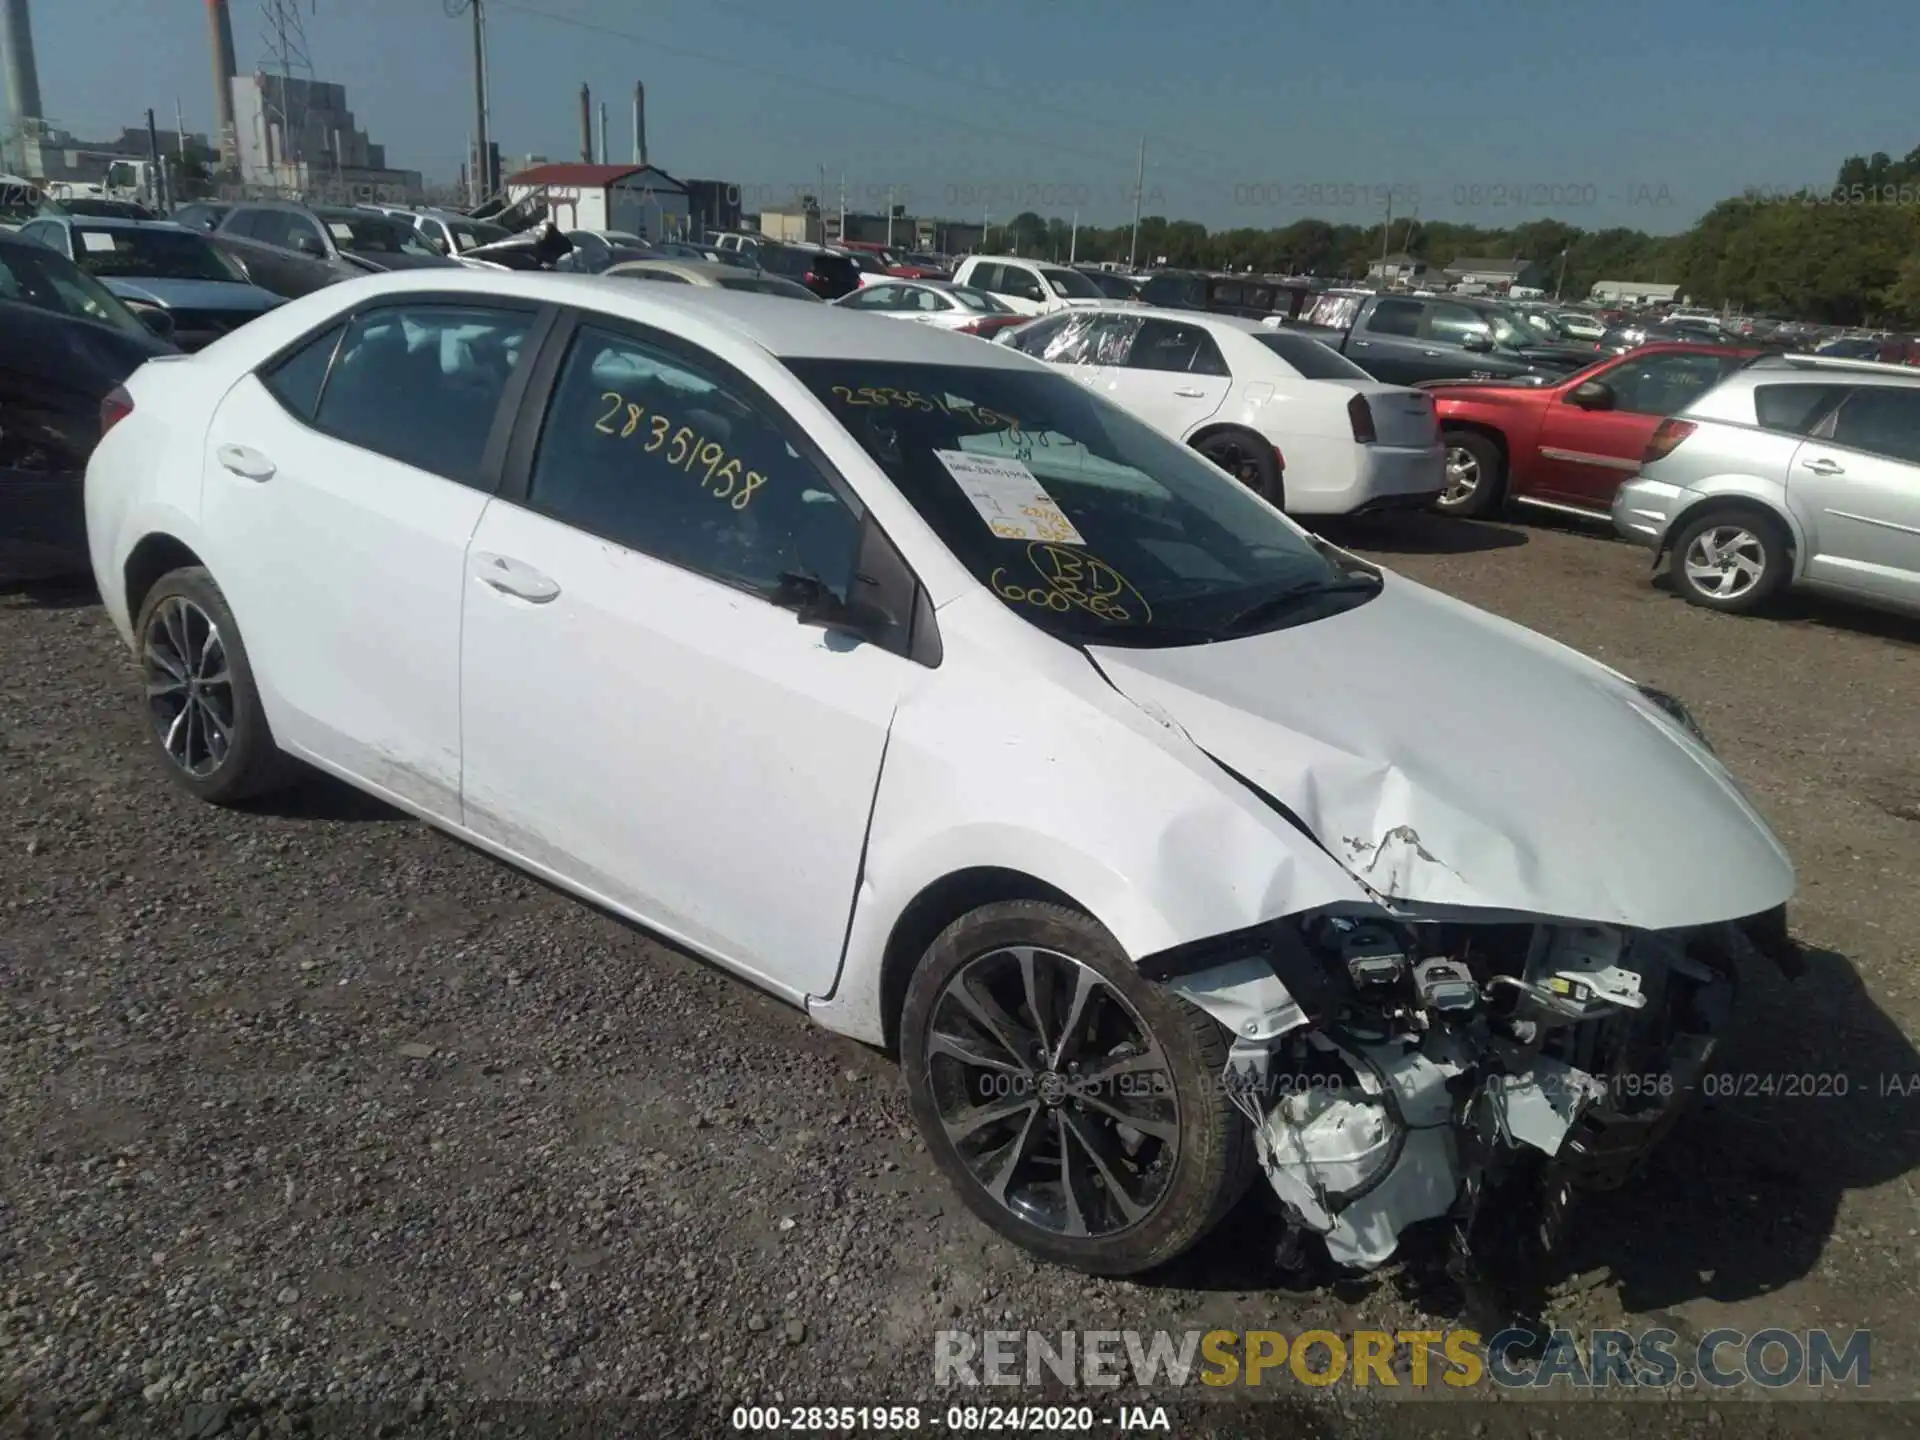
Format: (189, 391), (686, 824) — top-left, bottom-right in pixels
(0, 0), (44, 172)
(598, 100), (608, 165)
(206, 0), (240, 168)
(578, 83), (592, 163)
(633, 82), (646, 166)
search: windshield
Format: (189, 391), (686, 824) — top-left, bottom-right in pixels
(447, 219), (511, 251)
(1041, 266), (1104, 299)
(72, 226), (246, 283)
(1487, 307), (1542, 348)
(1083, 270), (1138, 299)
(317, 213), (439, 256)
(0, 241), (148, 335)
(786, 360), (1365, 647)
(716, 274), (823, 300)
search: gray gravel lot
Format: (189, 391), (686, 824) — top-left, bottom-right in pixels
(4, 514), (1920, 1439)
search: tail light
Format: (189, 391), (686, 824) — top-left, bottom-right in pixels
(803, 271), (819, 285)
(1347, 393), (1377, 443)
(1643, 418), (1696, 462)
(100, 386), (134, 437)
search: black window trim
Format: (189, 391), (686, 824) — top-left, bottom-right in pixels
(1815, 384), (1920, 462)
(255, 292), (556, 494)
(496, 304), (941, 666)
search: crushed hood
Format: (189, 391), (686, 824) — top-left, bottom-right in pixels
(1088, 575), (1794, 930)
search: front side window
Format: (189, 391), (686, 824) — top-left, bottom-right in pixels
(1601, 351), (1731, 415)
(1426, 302), (1491, 345)
(998, 267), (1047, 303)
(16, 220), (66, 254)
(526, 326), (862, 594)
(312, 304), (532, 486)
(788, 360), (1365, 648)
(1040, 266), (1103, 299)
(1004, 312), (1072, 358)
(1827, 386), (1920, 465)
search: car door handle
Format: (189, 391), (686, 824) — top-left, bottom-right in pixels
(215, 444), (275, 481)
(1800, 457), (1845, 476)
(472, 552), (561, 604)
(1173, 386), (1206, 398)
(1422, 349), (1443, 357)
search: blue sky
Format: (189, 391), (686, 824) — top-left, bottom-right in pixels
(15, 0), (1920, 233)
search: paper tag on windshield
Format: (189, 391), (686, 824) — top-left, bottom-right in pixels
(935, 449), (1084, 544)
(81, 232), (117, 253)
(328, 223), (354, 242)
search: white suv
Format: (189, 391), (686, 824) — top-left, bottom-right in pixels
(950, 255), (1108, 316)
(1613, 353), (1920, 618)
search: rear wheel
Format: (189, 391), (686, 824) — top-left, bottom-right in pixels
(900, 901), (1253, 1275)
(1669, 509), (1789, 614)
(1194, 429), (1284, 508)
(1438, 431), (1504, 517)
(135, 566), (296, 804)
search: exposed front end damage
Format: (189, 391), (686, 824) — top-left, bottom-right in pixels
(1149, 907), (1790, 1293)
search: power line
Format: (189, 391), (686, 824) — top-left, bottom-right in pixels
(488, 1), (1206, 197)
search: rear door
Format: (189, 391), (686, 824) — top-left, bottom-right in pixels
(1100, 317), (1232, 439)
(1792, 385), (1920, 607)
(1530, 350), (1736, 509)
(199, 297), (545, 816)
(1344, 297), (1428, 384)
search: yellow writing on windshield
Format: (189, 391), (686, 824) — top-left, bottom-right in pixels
(991, 543), (1151, 624)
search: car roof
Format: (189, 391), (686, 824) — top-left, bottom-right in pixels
(44, 215), (187, 232)
(292, 268), (1042, 366)
(1030, 302), (1271, 335)
(606, 259), (758, 281)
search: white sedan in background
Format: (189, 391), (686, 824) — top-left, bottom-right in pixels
(80, 271), (1793, 1283)
(833, 278), (1025, 339)
(1002, 307), (1444, 515)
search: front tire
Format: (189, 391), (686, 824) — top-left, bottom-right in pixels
(135, 566), (296, 804)
(900, 901), (1254, 1275)
(1669, 509), (1789, 614)
(1438, 431), (1504, 516)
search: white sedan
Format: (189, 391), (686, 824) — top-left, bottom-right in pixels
(832, 278), (1024, 338)
(1002, 306), (1445, 515)
(85, 271), (1794, 1279)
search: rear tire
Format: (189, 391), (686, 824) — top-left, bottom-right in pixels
(1438, 431), (1504, 517)
(1194, 429), (1285, 509)
(900, 900), (1254, 1276)
(1668, 508), (1789, 615)
(134, 566), (297, 805)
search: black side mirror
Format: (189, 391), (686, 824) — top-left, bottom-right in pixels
(1461, 333), (1494, 353)
(129, 303), (175, 340)
(1568, 379), (1615, 411)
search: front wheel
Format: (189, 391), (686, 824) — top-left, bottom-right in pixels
(1669, 509), (1789, 614)
(1438, 431), (1504, 517)
(900, 901), (1254, 1275)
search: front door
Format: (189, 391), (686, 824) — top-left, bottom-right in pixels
(458, 318), (910, 998)
(1531, 350), (1733, 510)
(198, 298), (540, 817)
(1793, 385), (1920, 607)
(1101, 317), (1232, 440)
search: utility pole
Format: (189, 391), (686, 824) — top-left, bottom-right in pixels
(144, 109), (167, 211)
(1127, 134), (1145, 270)
(838, 169), (846, 245)
(886, 185), (894, 248)
(467, 0), (490, 204)
(1379, 191), (1393, 271)
(1069, 209), (1077, 264)
(598, 101), (609, 165)
(1554, 246), (1570, 302)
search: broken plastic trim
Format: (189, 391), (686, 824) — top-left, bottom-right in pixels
(1139, 914), (1357, 1025)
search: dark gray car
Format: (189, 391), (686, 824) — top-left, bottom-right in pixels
(209, 202), (456, 298)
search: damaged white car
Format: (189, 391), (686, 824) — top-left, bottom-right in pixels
(85, 275), (1796, 1286)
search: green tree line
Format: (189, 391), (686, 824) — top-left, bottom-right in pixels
(990, 144), (1920, 325)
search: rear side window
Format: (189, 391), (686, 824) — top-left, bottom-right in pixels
(1129, 318), (1228, 376)
(1827, 386), (1920, 464)
(261, 324), (345, 421)
(1753, 383), (1844, 436)
(966, 262), (1002, 291)
(1256, 330), (1373, 381)
(1365, 299), (1425, 338)
(220, 208), (259, 238)
(311, 304), (533, 486)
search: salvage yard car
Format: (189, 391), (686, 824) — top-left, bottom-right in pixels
(85, 272), (1796, 1288)
(1003, 306), (1443, 514)
(1613, 352), (1920, 618)
(1430, 340), (1757, 519)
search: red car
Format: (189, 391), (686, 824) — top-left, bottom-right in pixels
(1428, 341), (1759, 519)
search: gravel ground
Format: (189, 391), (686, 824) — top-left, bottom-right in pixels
(3, 513), (1919, 1439)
